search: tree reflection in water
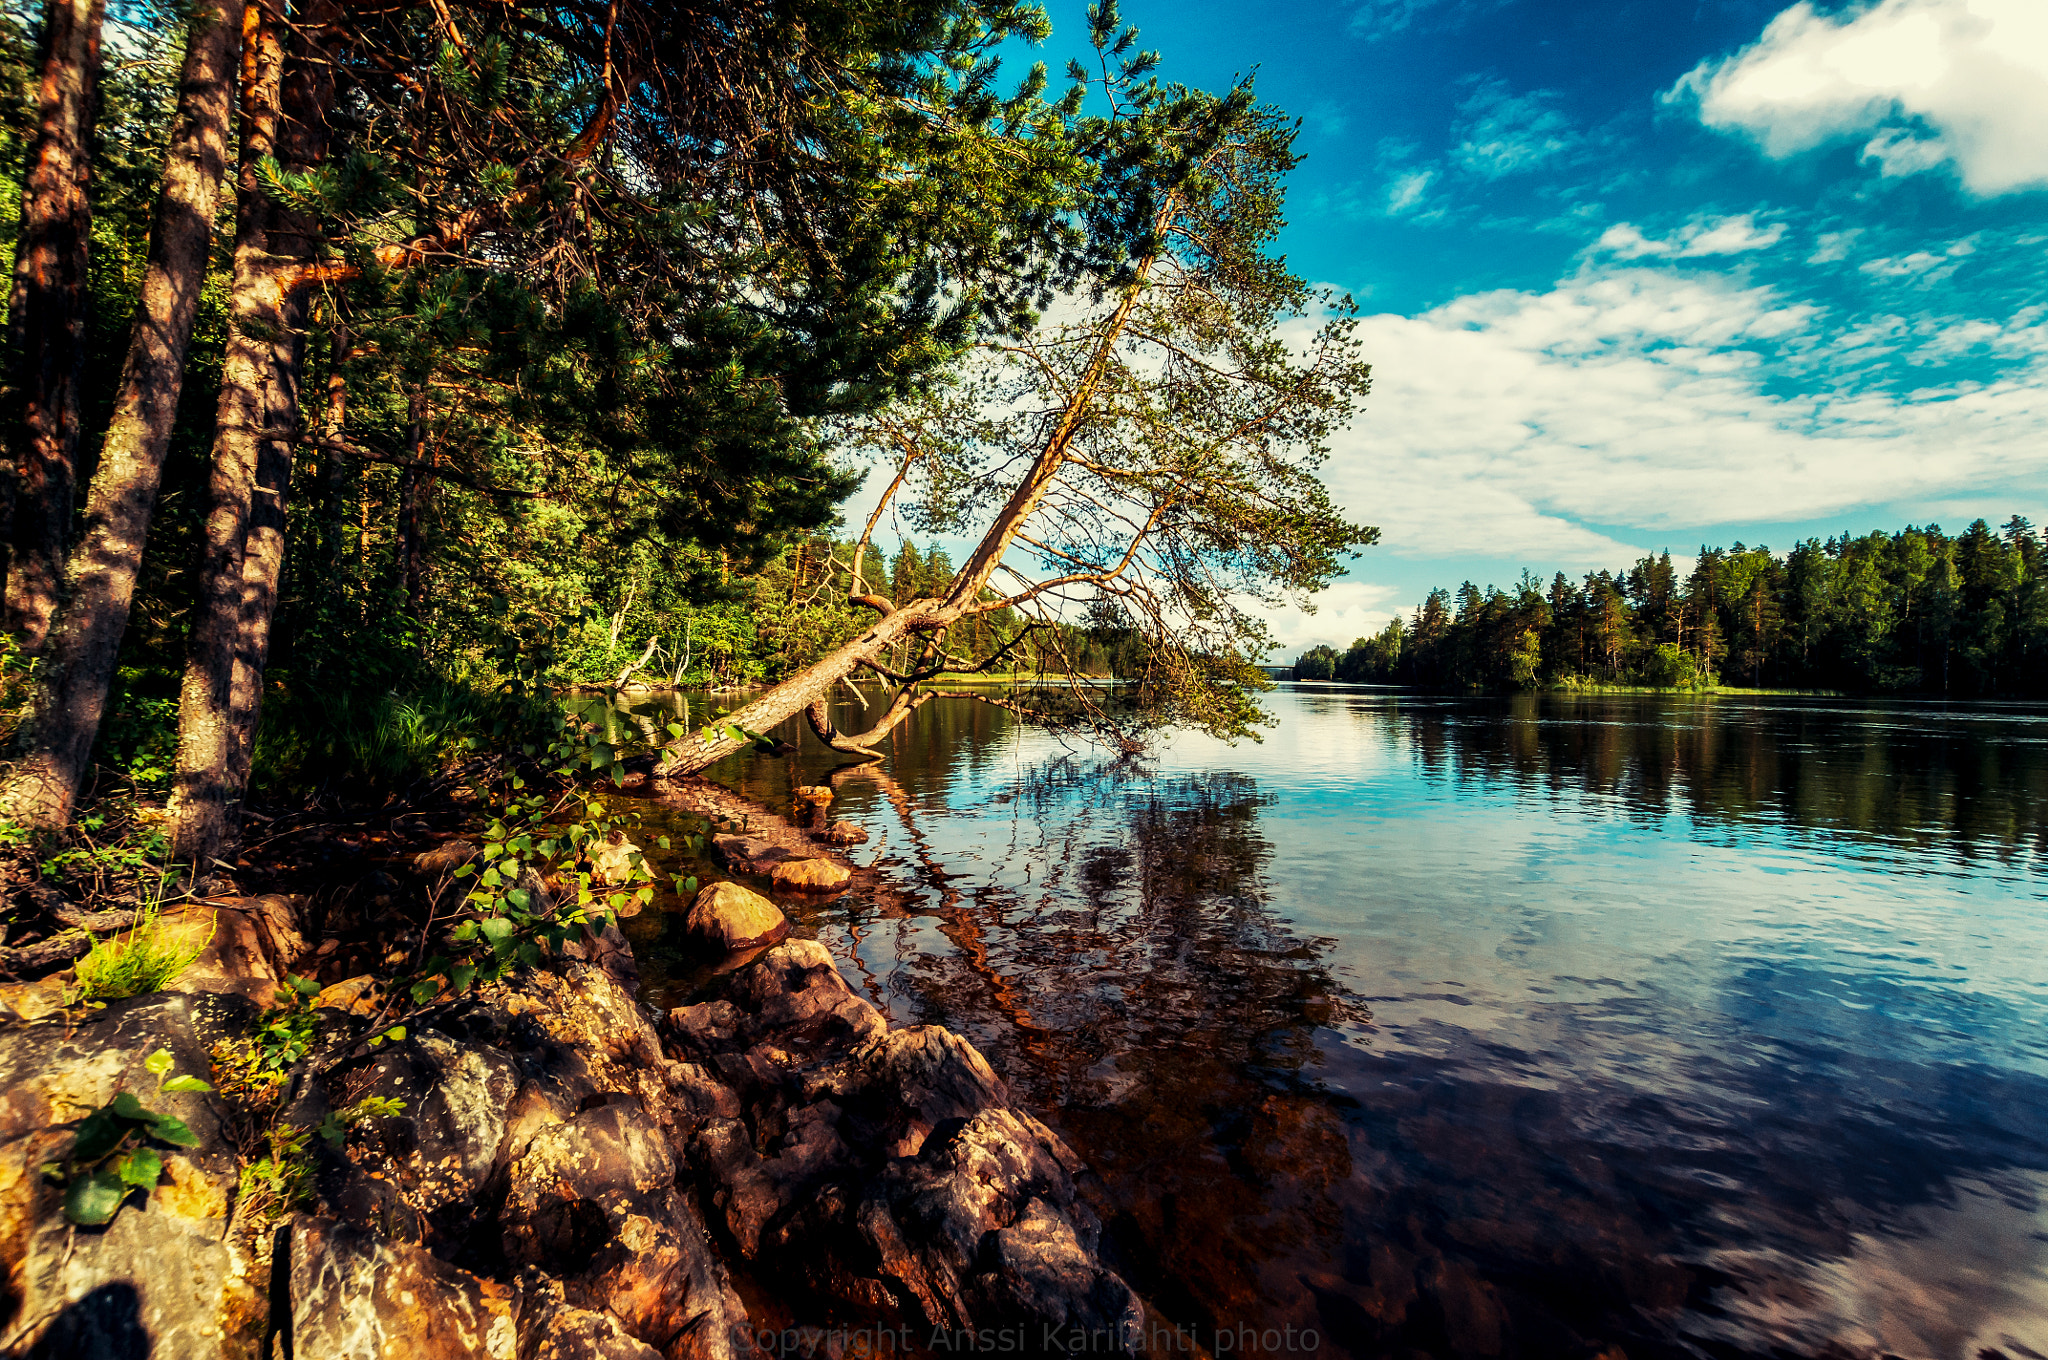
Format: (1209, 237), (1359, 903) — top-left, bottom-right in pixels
(615, 689), (2048, 1359)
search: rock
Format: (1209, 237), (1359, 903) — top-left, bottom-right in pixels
(415, 840), (481, 877)
(290, 1215), (518, 1359)
(709, 833), (790, 875)
(660, 938), (1144, 1349)
(769, 857), (851, 893)
(794, 785), (833, 809)
(586, 835), (644, 887)
(0, 992), (258, 1359)
(315, 973), (386, 1016)
(684, 882), (789, 951)
(0, 975), (66, 1021)
(511, 1270), (663, 1360)
(345, 1029), (522, 1219)
(818, 820), (868, 847)
(560, 918), (640, 993)
(168, 894), (307, 1004)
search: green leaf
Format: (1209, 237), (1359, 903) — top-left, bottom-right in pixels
(450, 965), (477, 994)
(385, 1025), (407, 1042)
(145, 1115), (200, 1149)
(453, 920), (479, 942)
(666, 723), (684, 737)
(505, 888), (531, 913)
(291, 975), (321, 995)
(143, 1049), (173, 1079)
(684, 876), (699, 894)
(72, 1108), (127, 1162)
(159, 1075), (212, 1094)
(63, 1170), (129, 1226)
(113, 1146), (162, 1190)
(409, 979), (439, 1005)
(453, 863), (476, 879)
(657, 835), (671, 850)
(109, 1092), (149, 1121)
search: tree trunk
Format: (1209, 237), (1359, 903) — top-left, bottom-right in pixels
(313, 322), (351, 626)
(0, 0), (246, 831)
(652, 224), (1167, 780)
(393, 385), (427, 622)
(166, 0), (296, 859)
(2, 0), (107, 653)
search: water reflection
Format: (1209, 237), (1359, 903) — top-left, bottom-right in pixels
(606, 687), (2048, 1359)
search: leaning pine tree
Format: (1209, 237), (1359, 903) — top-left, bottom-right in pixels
(651, 35), (1376, 777)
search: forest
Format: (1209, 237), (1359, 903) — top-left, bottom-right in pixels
(0, 0), (1370, 863)
(1296, 517), (2048, 696)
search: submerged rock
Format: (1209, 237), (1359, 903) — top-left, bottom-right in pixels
(818, 820), (868, 847)
(768, 858), (851, 893)
(710, 834), (788, 876)
(685, 882), (789, 951)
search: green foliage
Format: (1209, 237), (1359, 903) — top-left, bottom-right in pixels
(252, 976), (325, 1072)
(366, 719), (656, 1031)
(1320, 517), (2048, 697)
(250, 677), (560, 794)
(69, 903), (213, 1006)
(46, 1049), (213, 1227)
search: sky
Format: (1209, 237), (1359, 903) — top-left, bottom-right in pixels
(862, 0), (2048, 654)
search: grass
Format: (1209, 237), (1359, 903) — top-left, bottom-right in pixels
(69, 901), (213, 1004)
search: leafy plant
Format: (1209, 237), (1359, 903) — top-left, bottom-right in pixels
(251, 975), (324, 1071)
(69, 902), (213, 1005)
(366, 719), (656, 1036)
(47, 1048), (213, 1226)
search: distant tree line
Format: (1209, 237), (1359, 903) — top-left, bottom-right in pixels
(1296, 517), (2047, 697)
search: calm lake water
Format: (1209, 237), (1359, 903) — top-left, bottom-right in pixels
(599, 686), (2048, 1360)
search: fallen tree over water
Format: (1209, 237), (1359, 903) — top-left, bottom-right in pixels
(653, 69), (1375, 779)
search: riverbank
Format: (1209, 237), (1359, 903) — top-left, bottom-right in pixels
(0, 764), (1156, 1358)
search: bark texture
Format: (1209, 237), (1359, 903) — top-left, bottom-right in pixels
(0, 0), (247, 830)
(2, 0), (107, 653)
(167, 0), (306, 859)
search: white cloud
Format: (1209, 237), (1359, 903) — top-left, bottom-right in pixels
(1596, 213), (1788, 259)
(1304, 262), (2048, 567)
(1263, 579), (1404, 652)
(1669, 0), (2048, 196)
(1385, 168), (1436, 215)
(1452, 82), (1582, 179)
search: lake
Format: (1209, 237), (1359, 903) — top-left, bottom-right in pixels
(597, 685), (2048, 1359)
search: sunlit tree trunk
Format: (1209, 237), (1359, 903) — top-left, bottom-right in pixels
(0, 0), (246, 830)
(2, 0), (107, 653)
(166, 0), (299, 856)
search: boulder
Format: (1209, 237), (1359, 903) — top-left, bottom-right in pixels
(709, 834), (788, 876)
(818, 820), (868, 847)
(415, 840), (481, 877)
(0, 992), (258, 1359)
(168, 894), (307, 1003)
(769, 858), (851, 893)
(662, 940), (1145, 1349)
(684, 882), (788, 951)
(290, 1215), (518, 1359)
(793, 785), (833, 809)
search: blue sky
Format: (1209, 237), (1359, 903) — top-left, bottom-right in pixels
(1052, 0), (2048, 650)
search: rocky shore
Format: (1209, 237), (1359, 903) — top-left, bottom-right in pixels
(0, 797), (1146, 1359)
